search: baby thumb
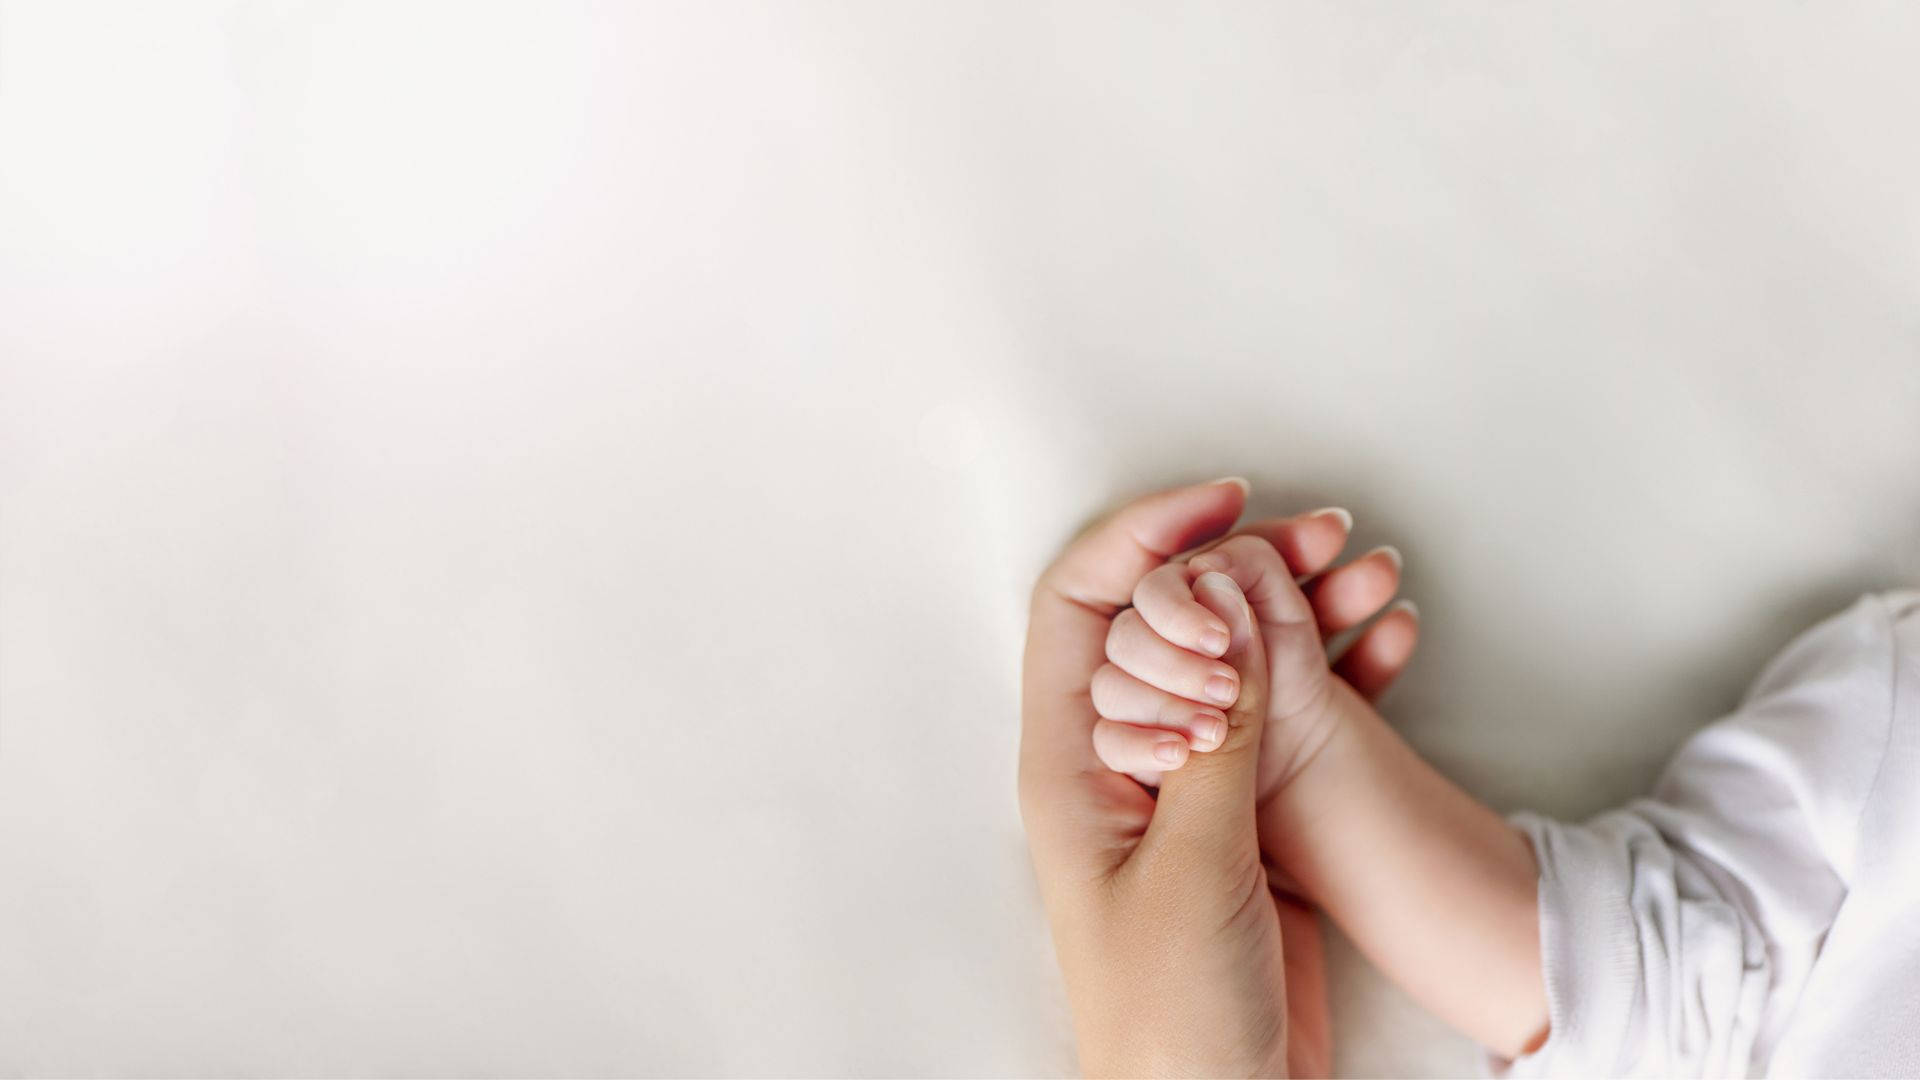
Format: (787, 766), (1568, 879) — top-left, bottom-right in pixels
(1137, 572), (1269, 874)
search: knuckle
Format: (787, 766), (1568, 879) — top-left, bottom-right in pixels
(1088, 665), (1123, 712)
(1127, 577), (1149, 610)
(1088, 718), (1115, 752)
(1156, 697), (1194, 728)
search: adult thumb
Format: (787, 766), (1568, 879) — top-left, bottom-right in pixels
(1135, 572), (1269, 875)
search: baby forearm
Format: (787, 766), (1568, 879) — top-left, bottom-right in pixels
(1259, 678), (1547, 1059)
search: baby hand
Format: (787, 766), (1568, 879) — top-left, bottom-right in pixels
(1091, 511), (1417, 796)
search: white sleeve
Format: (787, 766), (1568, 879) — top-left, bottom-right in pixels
(1499, 591), (1917, 1078)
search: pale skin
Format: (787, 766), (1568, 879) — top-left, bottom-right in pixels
(1021, 478), (1548, 1076)
(1029, 480), (1520, 1076)
(1091, 479), (1549, 1062)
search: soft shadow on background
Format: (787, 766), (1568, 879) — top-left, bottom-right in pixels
(2, 3), (1917, 1076)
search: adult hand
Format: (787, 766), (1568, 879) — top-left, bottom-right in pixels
(1019, 479), (1416, 1076)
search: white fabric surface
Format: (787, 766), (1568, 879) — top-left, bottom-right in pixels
(2, 3), (1918, 1075)
(1509, 591), (1920, 1078)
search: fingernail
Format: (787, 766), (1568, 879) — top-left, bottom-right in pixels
(1207, 476), (1251, 497)
(1389, 598), (1420, 619)
(1308, 506), (1353, 532)
(1194, 572), (1249, 648)
(1155, 738), (1188, 766)
(1192, 716), (1227, 750)
(1199, 627), (1230, 656)
(1371, 544), (1403, 571)
(1190, 553), (1226, 574)
(1205, 674), (1237, 705)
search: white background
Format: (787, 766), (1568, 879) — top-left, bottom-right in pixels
(3, 3), (1917, 1075)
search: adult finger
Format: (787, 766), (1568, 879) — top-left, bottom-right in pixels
(1038, 477), (1250, 619)
(1279, 894), (1332, 1080)
(1133, 573), (1269, 876)
(1199, 506), (1352, 580)
(1305, 545), (1402, 635)
(1334, 600), (1420, 701)
(1021, 479), (1248, 815)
